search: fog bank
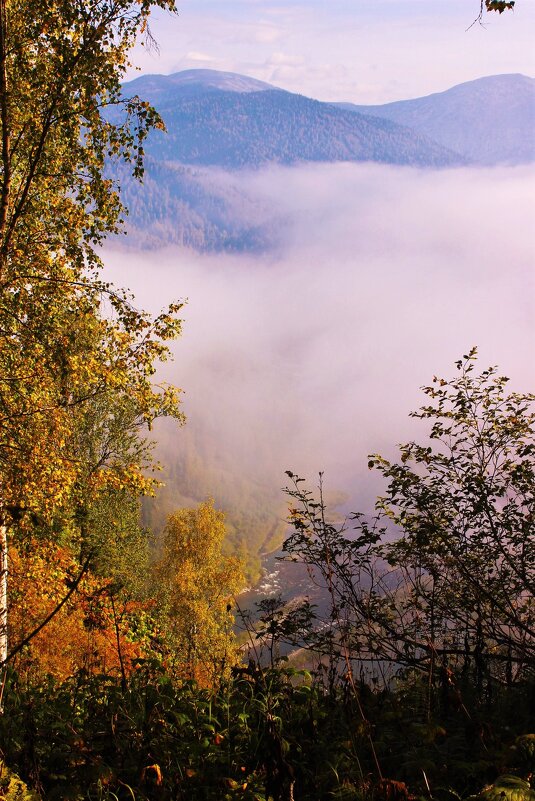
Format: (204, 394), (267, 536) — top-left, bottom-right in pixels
(105, 162), (535, 513)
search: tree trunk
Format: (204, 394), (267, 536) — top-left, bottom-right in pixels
(0, 0), (11, 263)
(0, 523), (7, 665)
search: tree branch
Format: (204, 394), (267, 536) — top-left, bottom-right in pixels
(1, 551), (94, 667)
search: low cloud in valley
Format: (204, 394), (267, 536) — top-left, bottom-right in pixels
(105, 162), (535, 513)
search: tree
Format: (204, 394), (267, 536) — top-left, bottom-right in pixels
(155, 500), (244, 685)
(471, 0), (516, 26)
(0, 0), (182, 513)
(8, 537), (150, 682)
(283, 351), (534, 688)
(371, 349), (534, 680)
(0, 0), (182, 664)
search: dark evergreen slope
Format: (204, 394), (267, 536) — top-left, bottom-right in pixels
(121, 71), (463, 168)
(338, 74), (535, 165)
(144, 89), (463, 167)
(115, 158), (276, 251)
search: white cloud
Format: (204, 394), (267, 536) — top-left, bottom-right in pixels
(253, 22), (284, 44)
(266, 51), (304, 67)
(184, 51), (214, 63)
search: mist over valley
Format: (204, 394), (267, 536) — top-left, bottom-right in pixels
(4, 5), (535, 793)
(113, 70), (535, 252)
(105, 155), (535, 574)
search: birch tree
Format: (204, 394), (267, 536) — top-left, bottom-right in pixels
(156, 501), (244, 685)
(0, 0), (181, 665)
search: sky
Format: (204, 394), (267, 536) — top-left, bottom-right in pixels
(129, 0), (535, 103)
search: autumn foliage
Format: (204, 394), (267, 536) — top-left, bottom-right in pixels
(0, 1), (532, 800)
(155, 500), (244, 686)
(9, 541), (149, 682)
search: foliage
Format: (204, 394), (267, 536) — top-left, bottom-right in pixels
(370, 349), (534, 678)
(469, 776), (535, 801)
(8, 539), (154, 682)
(0, 663), (377, 800)
(0, 0), (185, 673)
(282, 352), (534, 686)
(484, 1), (515, 13)
(0, 759), (38, 800)
(0, 0), (184, 528)
(0, 663), (533, 800)
(155, 501), (244, 685)
(513, 734), (535, 776)
(0, 349), (531, 798)
(471, 0), (516, 26)
(0, 0), (175, 264)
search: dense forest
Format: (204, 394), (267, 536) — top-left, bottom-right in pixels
(112, 89), (463, 168)
(0, 1), (533, 800)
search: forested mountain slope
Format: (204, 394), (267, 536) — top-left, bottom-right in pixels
(337, 73), (535, 165)
(121, 70), (462, 168)
(113, 70), (533, 251)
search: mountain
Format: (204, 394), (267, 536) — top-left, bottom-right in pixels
(111, 69), (464, 250)
(109, 70), (533, 251)
(114, 159), (277, 252)
(124, 68), (277, 101)
(120, 70), (462, 169)
(336, 74), (535, 165)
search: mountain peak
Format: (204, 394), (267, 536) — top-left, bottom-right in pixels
(123, 69), (278, 99)
(337, 73), (535, 165)
(163, 69), (277, 93)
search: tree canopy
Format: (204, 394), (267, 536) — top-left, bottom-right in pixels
(283, 351), (534, 683)
(156, 500), (244, 685)
(483, 0), (515, 13)
(0, 0), (182, 665)
(0, 0), (182, 526)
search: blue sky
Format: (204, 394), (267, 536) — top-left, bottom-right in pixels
(130, 0), (535, 102)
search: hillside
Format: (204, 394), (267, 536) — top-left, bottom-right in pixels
(337, 73), (535, 165)
(111, 70), (534, 251)
(114, 159), (277, 252)
(121, 70), (462, 169)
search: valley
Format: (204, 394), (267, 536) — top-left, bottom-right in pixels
(2, 4), (534, 797)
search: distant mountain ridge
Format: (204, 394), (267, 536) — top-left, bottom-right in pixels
(122, 71), (461, 169)
(124, 68), (279, 101)
(111, 69), (534, 250)
(336, 73), (535, 165)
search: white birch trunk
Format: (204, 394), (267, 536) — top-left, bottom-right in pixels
(0, 523), (7, 665)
